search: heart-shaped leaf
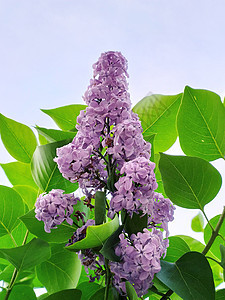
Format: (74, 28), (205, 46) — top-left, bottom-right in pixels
(36, 243), (81, 294)
(177, 86), (225, 161)
(41, 104), (87, 131)
(0, 113), (37, 163)
(157, 252), (215, 300)
(191, 212), (204, 232)
(133, 93), (182, 152)
(31, 140), (78, 193)
(159, 153), (222, 209)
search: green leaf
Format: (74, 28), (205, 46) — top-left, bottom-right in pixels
(216, 289), (225, 300)
(36, 244), (81, 294)
(0, 185), (24, 238)
(177, 86), (225, 161)
(133, 93), (182, 152)
(41, 104), (87, 131)
(100, 225), (123, 262)
(66, 215), (119, 251)
(125, 281), (139, 300)
(122, 211), (148, 236)
(13, 185), (38, 210)
(35, 126), (76, 143)
(20, 209), (77, 243)
(0, 264), (35, 285)
(159, 153), (222, 209)
(0, 162), (38, 188)
(0, 114), (37, 163)
(38, 132), (48, 145)
(77, 282), (101, 300)
(177, 235), (224, 287)
(0, 238), (50, 272)
(157, 252), (215, 300)
(163, 236), (190, 263)
(191, 212), (204, 232)
(94, 191), (106, 225)
(42, 289), (82, 300)
(204, 215), (225, 259)
(31, 140), (78, 193)
(0, 285), (37, 300)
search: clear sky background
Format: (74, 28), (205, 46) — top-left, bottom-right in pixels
(1, 0), (225, 241)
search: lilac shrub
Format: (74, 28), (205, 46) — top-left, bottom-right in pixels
(35, 51), (175, 297)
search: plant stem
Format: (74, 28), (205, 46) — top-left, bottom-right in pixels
(4, 230), (29, 300)
(202, 206), (225, 255)
(104, 258), (111, 300)
(201, 209), (214, 232)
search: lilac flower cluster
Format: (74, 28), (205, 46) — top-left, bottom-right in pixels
(108, 157), (158, 217)
(35, 51), (176, 297)
(110, 229), (167, 297)
(54, 51), (133, 192)
(35, 189), (79, 233)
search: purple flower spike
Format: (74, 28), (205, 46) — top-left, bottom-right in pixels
(35, 189), (79, 233)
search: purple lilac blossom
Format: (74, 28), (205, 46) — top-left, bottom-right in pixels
(108, 157), (158, 218)
(110, 228), (167, 297)
(35, 189), (79, 233)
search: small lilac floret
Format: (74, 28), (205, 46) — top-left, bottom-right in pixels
(35, 189), (79, 233)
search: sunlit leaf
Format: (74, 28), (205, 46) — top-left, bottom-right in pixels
(177, 86), (225, 161)
(0, 162), (38, 188)
(133, 93), (182, 152)
(36, 126), (76, 143)
(159, 154), (222, 209)
(0, 113), (37, 163)
(191, 212), (204, 232)
(41, 104), (87, 131)
(37, 244), (81, 294)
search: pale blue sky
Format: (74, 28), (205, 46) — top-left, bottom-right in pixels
(1, 0), (225, 239)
